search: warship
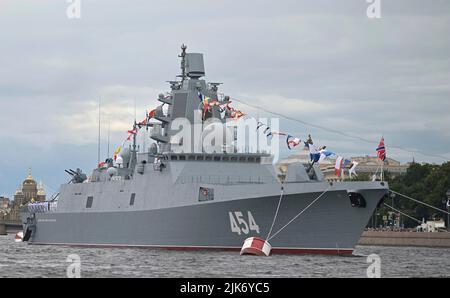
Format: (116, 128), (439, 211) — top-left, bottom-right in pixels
(20, 45), (389, 254)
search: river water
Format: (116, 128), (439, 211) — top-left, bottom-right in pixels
(0, 234), (449, 278)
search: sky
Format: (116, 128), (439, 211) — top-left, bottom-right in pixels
(0, 0), (449, 198)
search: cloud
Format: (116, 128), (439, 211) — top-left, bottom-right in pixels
(0, 0), (449, 196)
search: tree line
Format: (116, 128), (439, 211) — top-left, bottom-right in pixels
(358, 162), (450, 228)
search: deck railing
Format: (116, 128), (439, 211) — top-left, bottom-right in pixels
(21, 202), (58, 214)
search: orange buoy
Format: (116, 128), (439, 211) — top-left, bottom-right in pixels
(240, 237), (272, 256)
(14, 231), (24, 243)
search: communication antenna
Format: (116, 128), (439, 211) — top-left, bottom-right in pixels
(107, 120), (111, 158)
(178, 44), (187, 82)
(97, 96), (101, 166)
(133, 97), (137, 152)
(142, 122), (146, 153)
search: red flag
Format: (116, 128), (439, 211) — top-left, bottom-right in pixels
(127, 129), (138, 135)
(376, 137), (386, 161)
(335, 156), (344, 176)
(148, 108), (156, 119)
(139, 118), (147, 126)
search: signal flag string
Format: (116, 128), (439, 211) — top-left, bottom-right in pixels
(225, 94), (449, 162)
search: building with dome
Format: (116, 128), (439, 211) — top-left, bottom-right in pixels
(0, 196), (10, 211)
(5, 169), (46, 222)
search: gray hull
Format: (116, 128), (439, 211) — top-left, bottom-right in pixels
(24, 185), (387, 254)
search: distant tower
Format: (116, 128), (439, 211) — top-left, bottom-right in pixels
(13, 169), (46, 206)
(37, 181), (46, 202)
(21, 169), (38, 203)
(7, 169), (47, 222)
(14, 187), (24, 206)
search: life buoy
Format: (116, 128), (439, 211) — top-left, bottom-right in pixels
(240, 237), (272, 257)
(14, 231), (24, 242)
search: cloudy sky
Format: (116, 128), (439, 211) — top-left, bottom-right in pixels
(0, 0), (449, 197)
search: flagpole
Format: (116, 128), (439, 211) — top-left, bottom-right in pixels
(446, 190), (450, 232)
(107, 120), (110, 159)
(381, 135), (384, 181)
(97, 96), (101, 166)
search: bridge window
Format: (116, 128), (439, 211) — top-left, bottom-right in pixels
(86, 196), (93, 208)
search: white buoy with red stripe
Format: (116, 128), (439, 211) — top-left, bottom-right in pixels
(14, 231), (24, 243)
(240, 237), (272, 256)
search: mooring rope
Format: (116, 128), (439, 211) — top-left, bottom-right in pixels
(227, 94), (449, 162)
(384, 202), (449, 233)
(267, 184), (332, 242)
(390, 190), (450, 216)
(266, 184), (285, 240)
(383, 203), (422, 224)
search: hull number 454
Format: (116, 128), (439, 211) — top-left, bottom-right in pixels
(229, 211), (260, 235)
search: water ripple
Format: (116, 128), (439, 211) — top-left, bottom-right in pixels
(1, 234), (449, 278)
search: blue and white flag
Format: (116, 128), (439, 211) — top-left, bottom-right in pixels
(318, 149), (335, 163)
(197, 91), (203, 102)
(308, 144), (321, 162)
(343, 159), (352, 167)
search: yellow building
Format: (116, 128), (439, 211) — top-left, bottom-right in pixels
(0, 196), (10, 210)
(6, 170), (46, 222)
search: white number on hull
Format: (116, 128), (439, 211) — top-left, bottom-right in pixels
(247, 211), (260, 234)
(229, 212), (242, 235)
(229, 211), (260, 235)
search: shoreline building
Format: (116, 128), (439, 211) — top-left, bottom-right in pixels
(0, 196), (10, 211)
(5, 170), (46, 222)
(281, 150), (410, 181)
